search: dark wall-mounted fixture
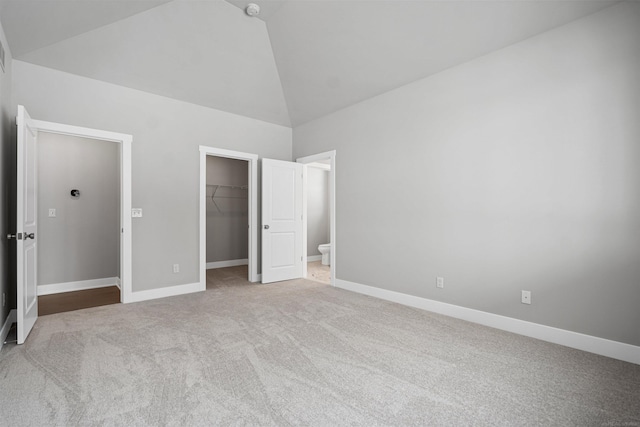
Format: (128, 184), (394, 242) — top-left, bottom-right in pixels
(70, 189), (80, 198)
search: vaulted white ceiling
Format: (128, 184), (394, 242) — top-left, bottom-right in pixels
(0, 0), (618, 127)
(0, 0), (173, 57)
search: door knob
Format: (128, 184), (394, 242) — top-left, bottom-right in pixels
(7, 234), (16, 240)
(264, 225), (269, 230)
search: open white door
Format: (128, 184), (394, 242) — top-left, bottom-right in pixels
(15, 105), (38, 344)
(262, 158), (303, 283)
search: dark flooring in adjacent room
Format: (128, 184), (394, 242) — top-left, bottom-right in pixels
(38, 286), (121, 316)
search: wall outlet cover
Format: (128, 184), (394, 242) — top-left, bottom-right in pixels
(522, 290), (532, 305)
(131, 208), (143, 218)
(436, 277), (444, 288)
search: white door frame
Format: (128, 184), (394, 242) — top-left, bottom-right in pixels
(199, 146), (259, 285)
(31, 119), (133, 303)
(297, 150), (336, 286)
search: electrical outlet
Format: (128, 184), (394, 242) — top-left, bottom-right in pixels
(436, 277), (444, 288)
(131, 208), (143, 218)
(521, 290), (531, 305)
(173, 264), (180, 273)
(48, 208), (56, 217)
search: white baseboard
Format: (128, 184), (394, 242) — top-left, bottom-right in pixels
(38, 277), (120, 296)
(115, 277), (121, 290)
(127, 281), (204, 303)
(1, 309), (17, 351)
(335, 279), (640, 366)
(307, 255), (322, 262)
(206, 259), (248, 269)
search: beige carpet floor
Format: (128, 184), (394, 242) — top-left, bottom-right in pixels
(1, 266), (639, 425)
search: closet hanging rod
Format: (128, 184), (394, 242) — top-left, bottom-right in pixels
(210, 196), (246, 199)
(206, 184), (248, 190)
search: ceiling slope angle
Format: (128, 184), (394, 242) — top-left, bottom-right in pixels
(0, 0), (173, 57)
(266, 0), (618, 126)
(17, 0), (291, 127)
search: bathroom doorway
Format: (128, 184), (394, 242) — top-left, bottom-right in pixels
(297, 151), (336, 286)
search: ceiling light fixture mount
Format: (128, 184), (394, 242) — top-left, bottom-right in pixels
(245, 3), (260, 17)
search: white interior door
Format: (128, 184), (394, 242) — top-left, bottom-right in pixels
(262, 158), (303, 283)
(16, 105), (38, 344)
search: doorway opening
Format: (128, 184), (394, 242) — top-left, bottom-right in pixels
(36, 132), (121, 315)
(14, 105), (132, 344)
(205, 155), (249, 288)
(199, 146), (258, 289)
(297, 150), (336, 287)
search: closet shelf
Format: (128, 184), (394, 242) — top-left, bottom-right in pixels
(206, 184), (248, 190)
(207, 184), (248, 215)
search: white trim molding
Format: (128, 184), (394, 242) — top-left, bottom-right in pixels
(306, 255), (322, 262)
(335, 279), (640, 365)
(38, 277), (120, 296)
(128, 282), (203, 303)
(1, 310), (17, 350)
(307, 162), (330, 171)
(31, 118), (132, 304)
(206, 259), (248, 269)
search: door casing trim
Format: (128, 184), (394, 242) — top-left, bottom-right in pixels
(31, 119), (133, 303)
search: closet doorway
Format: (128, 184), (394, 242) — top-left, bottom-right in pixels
(198, 146), (258, 287)
(206, 156), (248, 273)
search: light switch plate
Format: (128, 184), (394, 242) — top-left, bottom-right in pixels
(131, 208), (143, 218)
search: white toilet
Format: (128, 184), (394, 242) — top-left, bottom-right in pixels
(318, 243), (331, 266)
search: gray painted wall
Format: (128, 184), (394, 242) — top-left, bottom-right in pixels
(307, 166), (329, 256)
(37, 133), (119, 285)
(206, 156), (248, 263)
(0, 21), (13, 327)
(12, 60), (292, 292)
(293, 2), (640, 346)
